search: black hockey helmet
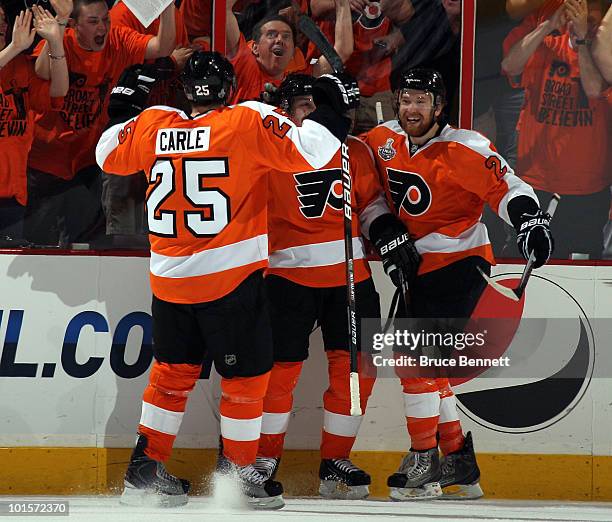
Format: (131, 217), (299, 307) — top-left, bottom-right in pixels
(277, 73), (315, 112)
(397, 67), (446, 106)
(181, 51), (236, 105)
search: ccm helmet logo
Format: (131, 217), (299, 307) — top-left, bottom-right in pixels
(111, 86), (135, 95)
(379, 233), (409, 255)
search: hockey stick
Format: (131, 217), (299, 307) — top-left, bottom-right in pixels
(294, 7), (361, 416)
(477, 194), (560, 302)
(375, 101), (384, 125)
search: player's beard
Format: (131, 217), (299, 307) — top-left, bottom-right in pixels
(401, 111), (436, 138)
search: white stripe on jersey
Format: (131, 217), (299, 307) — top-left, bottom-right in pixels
(323, 410), (364, 437)
(150, 234), (268, 278)
(261, 412), (291, 435)
(220, 415), (262, 442)
(415, 222), (490, 255)
(268, 237), (365, 269)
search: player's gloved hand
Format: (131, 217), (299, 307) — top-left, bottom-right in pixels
(108, 63), (157, 121)
(369, 213), (421, 287)
(516, 209), (554, 268)
(312, 72), (360, 114)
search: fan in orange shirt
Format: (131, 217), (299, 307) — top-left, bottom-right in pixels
(225, 0), (354, 103)
(96, 51), (359, 509)
(0, 7), (67, 243)
(23, 0), (176, 248)
(501, 0), (610, 258)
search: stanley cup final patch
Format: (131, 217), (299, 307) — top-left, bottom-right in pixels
(378, 138), (396, 161)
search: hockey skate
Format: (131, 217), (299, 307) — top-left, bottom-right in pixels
(387, 448), (443, 500)
(319, 459), (372, 500)
(217, 454), (285, 510)
(439, 432), (484, 499)
(253, 456), (281, 480)
(120, 434), (190, 507)
(319, 458), (371, 499)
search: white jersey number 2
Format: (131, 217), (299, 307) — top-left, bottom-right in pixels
(147, 158), (231, 237)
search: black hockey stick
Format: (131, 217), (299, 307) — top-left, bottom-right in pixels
(295, 7), (361, 416)
(477, 194), (560, 301)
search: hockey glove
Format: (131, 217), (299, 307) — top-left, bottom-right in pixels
(312, 72), (360, 115)
(108, 64), (157, 123)
(369, 213), (421, 287)
(516, 209), (554, 268)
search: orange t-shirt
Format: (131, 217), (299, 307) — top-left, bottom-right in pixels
(307, 4), (392, 96)
(363, 122), (538, 275)
(0, 55), (62, 205)
(179, 0), (211, 41)
(96, 101), (342, 303)
(229, 34), (310, 103)
(28, 26), (152, 179)
(504, 17), (610, 195)
(110, 1), (190, 108)
(267, 135), (388, 287)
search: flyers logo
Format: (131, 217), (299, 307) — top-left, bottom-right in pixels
(387, 168), (431, 216)
(294, 168), (343, 218)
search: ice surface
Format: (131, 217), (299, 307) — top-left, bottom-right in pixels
(3, 496), (612, 522)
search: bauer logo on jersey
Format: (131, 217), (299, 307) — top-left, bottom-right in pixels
(294, 168), (343, 218)
(155, 127), (211, 155)
(378, 138), (396, 161)
(386, 168), (432, 216)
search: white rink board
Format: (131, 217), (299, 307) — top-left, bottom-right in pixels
(0, 253), (610, 455)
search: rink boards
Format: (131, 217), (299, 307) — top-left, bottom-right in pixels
(0, 252), (611, 500)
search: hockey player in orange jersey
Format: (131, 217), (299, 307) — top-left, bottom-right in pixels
(254, 74), (419, 499)
(95, 51), (359, 509)
(362, 68), (555, 500)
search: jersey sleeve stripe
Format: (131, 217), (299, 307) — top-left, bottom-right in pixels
(150, 234), (268, 278)
(96, 119), (136, 171)
(240, 101), (341, 170)
(359, 194), (391, 240)
(497, 174), (538, 225)
(268, 237), (365, 269)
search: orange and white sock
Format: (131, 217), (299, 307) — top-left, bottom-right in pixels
(258, 361), (303, 458)
(220, 372), (270, 466)
(400, 378), (441, 451)
(437, 378), (464, 455)
(320, 350), (376, 459)
(138, 361), (202, 462)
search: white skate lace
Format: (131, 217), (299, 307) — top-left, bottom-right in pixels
(398, 452), (431, 479)
(331, 459), (362, 475)
(237, 464), (266, 486)
(254, 457), (279, 479)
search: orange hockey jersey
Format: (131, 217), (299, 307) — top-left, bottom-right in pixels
(267, 135), (390, 287)
(362, 121), (537, 275)
(96, 102), (342, 303)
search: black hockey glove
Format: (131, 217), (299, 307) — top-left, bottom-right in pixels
(369, 213), (421, 287)
(312, 72), (360, 114)
(516, 210), (554, 268)
(108, 64), (157, 123)
(508, 195), (554, 268)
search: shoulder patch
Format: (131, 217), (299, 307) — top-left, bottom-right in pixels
(378, 138), (397, 161)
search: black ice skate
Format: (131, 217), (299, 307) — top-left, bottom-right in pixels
(253, 456), (281, 480)
(217, 454), (285, 510)
(439, 432), (484, 499)
(120, 433), (190, 507)
(387, 447), (442, 500)
(319, 458), (371, 499)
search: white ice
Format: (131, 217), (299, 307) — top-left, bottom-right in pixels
(3, 496), (612, 522)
